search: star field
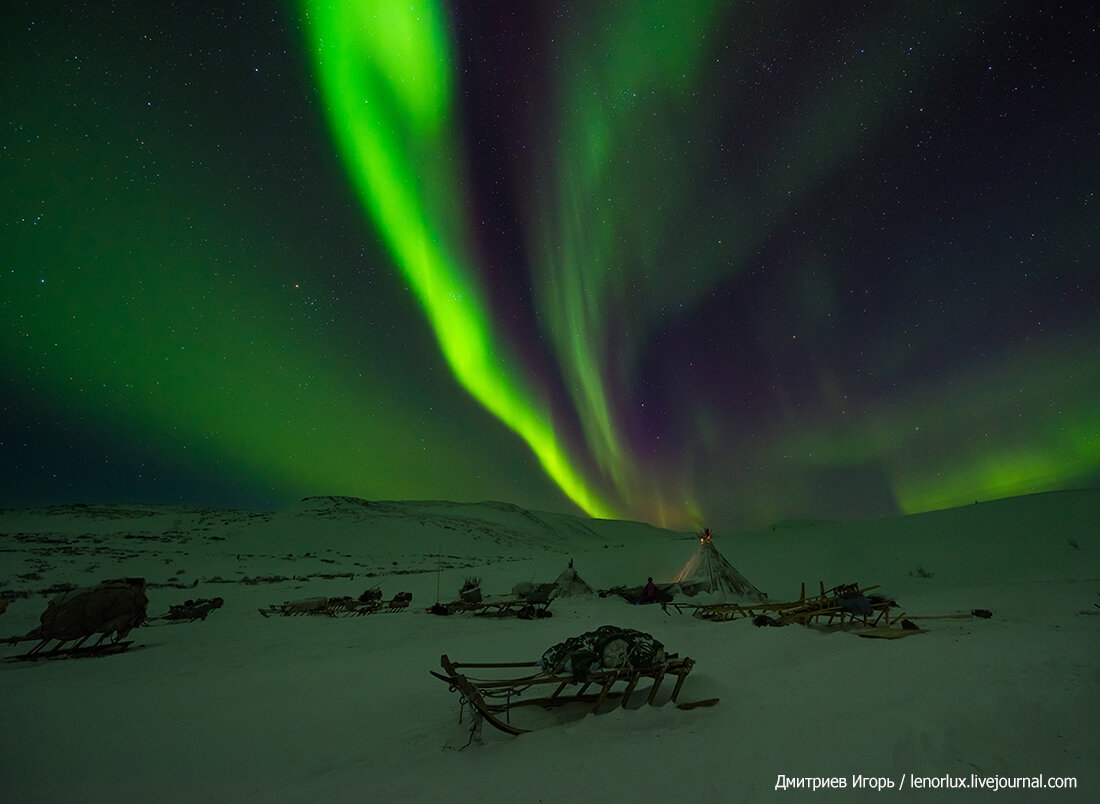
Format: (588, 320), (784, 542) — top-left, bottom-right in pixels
(2, 1), (1096, 530)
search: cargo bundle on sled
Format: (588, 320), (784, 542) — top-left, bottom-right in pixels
(428, 576), (554, 619)
(259, 589), (412, 617)
(5, 578), (148, 660)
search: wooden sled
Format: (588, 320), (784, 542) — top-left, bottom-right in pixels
(691, 581), (907, 631)
(381, 592), (414, 613)
(434, 597), (552, 619)
(259, 592), (412, 618)
(431, 652), (716, 736)
(157, 597), (224, 623)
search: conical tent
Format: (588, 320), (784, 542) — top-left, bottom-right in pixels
(672, 530), (767, 602)
(551, 563), (595, 598)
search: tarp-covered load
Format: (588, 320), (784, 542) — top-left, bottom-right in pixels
(23, 577), (148, 653)
(539, 625), (665, 680)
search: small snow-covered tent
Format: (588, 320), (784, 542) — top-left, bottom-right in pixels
(672, 529), (766, 602)
(550, 561), (595, 598)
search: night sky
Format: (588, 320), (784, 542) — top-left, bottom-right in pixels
(3, 1), (1097, 530)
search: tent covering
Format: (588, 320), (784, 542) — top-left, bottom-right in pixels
(551, 563), (595, 598)
(672, 530), (767, 602)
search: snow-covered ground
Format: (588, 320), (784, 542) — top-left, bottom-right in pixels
(1, 492), (1096, 802)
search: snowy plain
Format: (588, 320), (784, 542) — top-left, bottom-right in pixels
(1, 491), (1097, 802)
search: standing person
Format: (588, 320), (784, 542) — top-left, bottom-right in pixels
(643, 577), (658, 603)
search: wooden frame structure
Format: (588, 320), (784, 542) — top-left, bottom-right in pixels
(431, 653), (711, 735)
(258, 592), (412, 618)
(687, 581), (906, 628)
(436, 597), (553, 618)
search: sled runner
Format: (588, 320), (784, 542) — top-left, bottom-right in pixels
(431, 626), (717, 736)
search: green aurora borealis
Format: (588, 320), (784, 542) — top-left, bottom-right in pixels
(2, 1), (1097, 529)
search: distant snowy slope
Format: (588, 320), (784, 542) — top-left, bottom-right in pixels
(0, 496), (694, 614)
(723, 489), (1100, 595)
